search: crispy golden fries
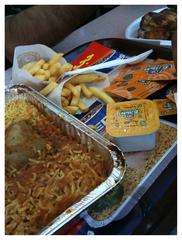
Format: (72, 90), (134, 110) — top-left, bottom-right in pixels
(49, 77), (57, 82)
(21, 56), (114, 116)
(75, 85), (81, 98)
(61, 97), (69, 107)
(60, 73), (114, 115)
(64, 106), (79, 115)
(48, 53), (64, 66)
(89, 87), (115, 104)
(61, 88), (71, 97)
(28, 59), (45, 75)
(59, 63), (73, 75)
(34, 74), (47, 81)
(70, 95), (80, 106)
(21, 53), (73, 85)
(44, 70), (51, 80)
(88, 125), (96, 130)
(69, 73), (105, 85)
(78, 99), (89, 112)
(42, 63), (49, 70)
(36, 69), (46, 75)
(64, 83), (79, 97)
(69, 86), (81, 107)
(21, 53), (75, 99)
(22, 61), (36, 71)
(39, 82), (58, 96)
(49, 62), (61, 77)
(80, 83), (93, 98)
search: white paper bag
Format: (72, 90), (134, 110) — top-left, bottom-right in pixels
(12, 44), (67, 90)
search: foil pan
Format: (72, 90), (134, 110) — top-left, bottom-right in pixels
(5, 84), (126, 235)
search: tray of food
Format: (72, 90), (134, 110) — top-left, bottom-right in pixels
(52, 39), (176, 228)
(5, 84), (126, 235)
(5, 38), (177, 234)
(125, 7), (177, 47)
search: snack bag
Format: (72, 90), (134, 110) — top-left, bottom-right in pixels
(104, 79), (167, 99)
(12, 44), (67, 90)
(165, 84), (177, 103)
(167, 93), (176, 103)
(153, 99), (177, 116)
(71, 41), (114, 69)
(71, 41), (127, 73)
(114, 59), (176, 82)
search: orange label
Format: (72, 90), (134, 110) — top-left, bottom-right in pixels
(106, 100), (160, 137)
(104, 79), (167, 100)
(114, 59), (176, 82)
(153, 99), (177, 116)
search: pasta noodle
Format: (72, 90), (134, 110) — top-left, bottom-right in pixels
(5, 99), (107, 235)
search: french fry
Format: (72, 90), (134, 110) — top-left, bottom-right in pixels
(64, 106), (78, 115)
(88, 125), (96, 130)
(61, 87), (71, 97)
(21, 53), (77, 89)
(69, 74), (105, 85)
(44, 70), (51, 80)
(75, 85), (81, 98)
(80, 83), (93, 98)
(61, 97), (69, 107)
(48, 53), (64, 67)
(89, 87), (115, 104)
(64, 83), (78, 97)
(22, 61), (37, 71)
(34, 74), (47, 81)
(28, 59), (45, 75)
(70, 95), (80, 106)
(39, 82), (58, 96)
(67, 93), (73, 102)
(49, 62), (62, 77)
(59, 63), (73, 75)
(78, 99), (89, 112)
(49, 76), (57, 82)
(42, 63), (49, 70)
(35, 69), (46, 75)
(34, 69), (50, 81)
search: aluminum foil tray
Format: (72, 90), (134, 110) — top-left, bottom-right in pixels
(5, 84), (126, 235)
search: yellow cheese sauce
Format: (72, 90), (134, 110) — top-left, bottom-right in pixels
(106, 99), (160, 137)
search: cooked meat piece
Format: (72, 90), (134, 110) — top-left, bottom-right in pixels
(157, 9), (177, 30)
(138, 28), (171, 40)
(137, 28), (146, 38)
(160, 8), (177, 19)
(5, 120), (48, 169)
(140, 12), (159, 31)
(138, 8), (177, 40)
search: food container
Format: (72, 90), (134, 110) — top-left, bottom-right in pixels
(5, 84), (126, 235)
(106, 99), (160, 152)
(125, 7), (172, 47)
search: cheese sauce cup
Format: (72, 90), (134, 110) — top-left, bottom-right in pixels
(106, 99), (160, 152)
